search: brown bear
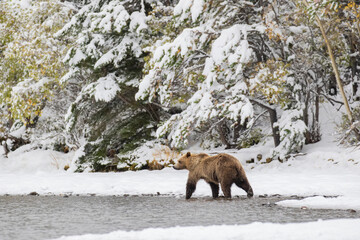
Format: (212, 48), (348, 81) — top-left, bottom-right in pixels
(173, 152), (253, 199)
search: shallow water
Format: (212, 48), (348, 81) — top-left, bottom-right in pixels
(0, 195), (359, 240)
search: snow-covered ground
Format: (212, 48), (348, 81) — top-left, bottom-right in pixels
(1, 103), (360, 239)
(1, 109), (359, 210)
(0, 151), (359, 210)
(1, 153), (359, 240)
(53, 219), (360, 240)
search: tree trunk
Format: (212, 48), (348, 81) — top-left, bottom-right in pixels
(315, 86), (320, 124)
(311, 86), (321, 143)
(269, 108), (280, 147)
(304, 89), (311, 143)
(217, 120), (231, 149)
(250, 99), (280, 147)
(2, 141), (9, 157)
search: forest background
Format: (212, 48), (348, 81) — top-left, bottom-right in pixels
(1, 0), (360, 172)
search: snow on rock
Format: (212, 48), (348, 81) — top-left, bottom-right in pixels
(53, 219), (360, 240)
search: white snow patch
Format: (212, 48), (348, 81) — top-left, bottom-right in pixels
(174, 0), (205, 23)
(289, 26), (308, 34)
(94, 36), (141, 69)
(210, 24), (252, 65)
(69, 49), (87, 66)
(12, 77), (52, 95)
(191, 0), (205, 22)
(9, 126), (26, 138)
(91, 74), (121, 102)
(52, 219), (360, 240)
(130, 11), (148, 34)
(17, 0), (31, 8)
(0, 145), (72, 174)
(277, 196), (360, 210)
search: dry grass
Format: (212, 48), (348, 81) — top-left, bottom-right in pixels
(148, 145), (180, 170)
(50, 153), (70, 170)
(50, 153), (60, 170)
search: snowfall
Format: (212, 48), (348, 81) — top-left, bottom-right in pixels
(1, 103), (360, 240)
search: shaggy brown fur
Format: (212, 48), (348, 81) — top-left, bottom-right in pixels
(173, 152), (254, 199)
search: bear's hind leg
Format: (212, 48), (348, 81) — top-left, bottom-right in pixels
(235, 179), (253, 198)
(208, 182), (219, 198)
(220, 181), (232, 198)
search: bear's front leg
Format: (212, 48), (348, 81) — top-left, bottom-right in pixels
(208, 182), (219, 198)
(186, 180), (197, 199)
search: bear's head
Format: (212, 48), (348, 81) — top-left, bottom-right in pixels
(173, 152), (209, 170)
(173, 152), (191, 170)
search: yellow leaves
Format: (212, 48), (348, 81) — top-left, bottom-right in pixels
(27, 99), (35, 107)
(34, 109), (42, 117)
(339, 1), (360, 36)
(345, 1), (356, 10)
(265, 27), (283, 42)
(263, 15), (287, 43)
(0, 0), (74, 125)
(249, 60), (290, 105)
(343, 1), (359, 15)
(215, 65), (223, 72)
(9, 94), (42, 126)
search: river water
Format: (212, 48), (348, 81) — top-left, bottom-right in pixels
(0, 195), (359, 240)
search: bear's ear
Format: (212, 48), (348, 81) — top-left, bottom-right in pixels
(186, 152), (191, 157)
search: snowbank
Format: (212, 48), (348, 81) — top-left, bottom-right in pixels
(277, 196), (360, 210)
(53, 219), (360, 240)
(0, 145), (72, 174)
(1, 164), (360, 210)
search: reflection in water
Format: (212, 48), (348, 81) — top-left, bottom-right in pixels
(0, 195), (358, 240)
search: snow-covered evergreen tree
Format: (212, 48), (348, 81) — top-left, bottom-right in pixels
(136, 1), (262, 148)
(56, 0), (163, 171)
(2, 0), (359, 168)
(136, 0), (308, 157)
